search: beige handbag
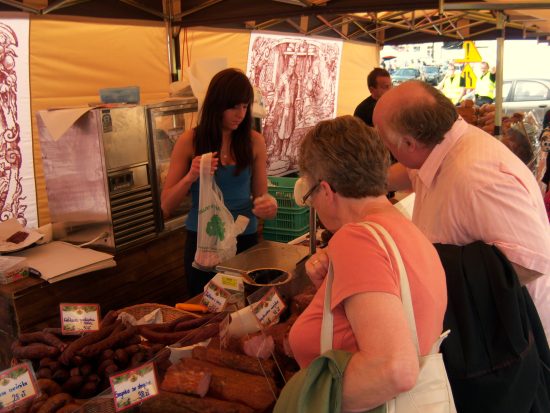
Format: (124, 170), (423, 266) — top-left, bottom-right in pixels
(321, 221), (456, 413)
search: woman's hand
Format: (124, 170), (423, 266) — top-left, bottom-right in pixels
(186, 152), (219, 183)
(305, 249), (329, 288)
(252, 193), (278, 220)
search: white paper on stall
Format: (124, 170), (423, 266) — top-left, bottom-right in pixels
(37, 107), (93, 141)
(15, 241), (115, 283)
(227, 305), (262, 338)
(0, 218), (44, 253)
(184, 58), (228, 112)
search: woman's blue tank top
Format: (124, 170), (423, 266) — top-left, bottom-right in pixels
(185, 165), (257, 235)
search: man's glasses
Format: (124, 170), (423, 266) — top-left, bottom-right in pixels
(302, 181), (321, 207)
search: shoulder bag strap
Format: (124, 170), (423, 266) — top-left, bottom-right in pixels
(360, 222), (421, 356)
(320, 260), (335, 353)
(320, 222), (421, 356)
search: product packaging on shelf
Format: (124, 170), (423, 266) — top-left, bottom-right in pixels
(0, 256), (29, 284)
(209, 272), (246, 310)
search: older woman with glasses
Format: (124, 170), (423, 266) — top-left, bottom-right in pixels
(287, 115), (448, 412)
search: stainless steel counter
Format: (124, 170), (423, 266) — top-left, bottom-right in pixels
(215, 240), (312, 301)
(215, 240), (309, 276)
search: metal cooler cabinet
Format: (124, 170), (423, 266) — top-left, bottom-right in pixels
(37, 105), (158, 252)
(145, 98), (198, 233)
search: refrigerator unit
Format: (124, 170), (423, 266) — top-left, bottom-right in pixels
(145, 98), (199, 233)
(37, 105), (158, 252)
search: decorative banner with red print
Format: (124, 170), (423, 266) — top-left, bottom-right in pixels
(247, 32), (342, 176)
(0, 13), (36, 228)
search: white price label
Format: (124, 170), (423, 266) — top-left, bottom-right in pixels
(201, 280), (231, 312)
(0, 363), (38, 413)
(251, 287), (286, 327)
(110, 362), (158, 412)
(60, 303), (100, 334)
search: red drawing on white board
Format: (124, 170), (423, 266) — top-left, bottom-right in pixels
(0, 23), (26, 224)
(248, 35), (341, 176)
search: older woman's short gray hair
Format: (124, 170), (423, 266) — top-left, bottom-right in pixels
(298, 115), (390, 198)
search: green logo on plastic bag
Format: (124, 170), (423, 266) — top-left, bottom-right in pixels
(206, 214), (225, 241)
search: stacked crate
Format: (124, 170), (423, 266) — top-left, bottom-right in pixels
(263, 176), (310, 243)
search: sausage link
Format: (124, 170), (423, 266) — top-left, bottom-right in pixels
(12, 342), (59, 360)
(173, 312), (219, 331)
(176, 322), (221, 347)
(19, 332), (67, 352)
(78, 324), (138, 358)
(100, 310), (119, 328)
(59, 321), (119, 365)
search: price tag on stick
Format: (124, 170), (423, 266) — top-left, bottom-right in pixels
(251, 287), (287, 327)
(201, 280), (231, 312)
(60, 303), (100, 334)
(110, 362), (159, 412)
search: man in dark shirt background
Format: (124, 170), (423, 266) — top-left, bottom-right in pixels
(353, 67), (392, 126)
(354, 67), (396, 200)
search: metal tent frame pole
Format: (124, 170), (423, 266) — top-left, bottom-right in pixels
(494, 11), (505, 137)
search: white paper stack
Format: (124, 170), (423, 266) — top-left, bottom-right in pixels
(14, 241), (115, 283)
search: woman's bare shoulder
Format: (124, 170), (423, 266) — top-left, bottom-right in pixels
(250, 130), (266, 148)
(174, 128), (195, 156)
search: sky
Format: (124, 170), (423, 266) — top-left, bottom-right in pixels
(477, 39), (550, 79)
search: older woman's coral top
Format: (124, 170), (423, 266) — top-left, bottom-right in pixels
(289, 210), (447, 368)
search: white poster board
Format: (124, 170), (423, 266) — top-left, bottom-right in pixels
(0, 13), (36, 228)
(247, 32), (343, 176)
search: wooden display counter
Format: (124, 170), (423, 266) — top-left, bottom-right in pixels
(0, 229), (189, 369)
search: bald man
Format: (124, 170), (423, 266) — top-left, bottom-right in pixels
(373, 80), (550, 339)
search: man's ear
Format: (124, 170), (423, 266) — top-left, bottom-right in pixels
(401, 135), (418, 153)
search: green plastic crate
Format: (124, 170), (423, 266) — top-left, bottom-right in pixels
(267, 176), (305, 211)
(263, 226), (309, 243)
(264, 208), (310, 231)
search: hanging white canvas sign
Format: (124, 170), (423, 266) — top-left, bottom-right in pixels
(247, 32), (343, 176)
(0, 13), (36, 228)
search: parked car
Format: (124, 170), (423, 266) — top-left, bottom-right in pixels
(421, 65), (442, 85)
(502, 78), (550, 125)
(391, 67), (421, 85)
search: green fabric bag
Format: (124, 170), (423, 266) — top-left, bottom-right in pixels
(274, 349), (385, 413)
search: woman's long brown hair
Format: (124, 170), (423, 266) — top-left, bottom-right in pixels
(194, 68), (254, 175)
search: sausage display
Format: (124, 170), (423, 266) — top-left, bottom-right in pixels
(161, 364), (212, 397)
(12, 321), (160, 403)
(140, 391), (254, 413)
(174, 358), (278, 411)
(192, 346), (276, 378)
(12, 295), (307, 413)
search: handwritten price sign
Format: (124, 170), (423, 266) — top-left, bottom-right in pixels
(0, 363), (38, 413)
(201, 280), (231, 312)
(110, 362), (158, 411)
(60, 303), (100, 334)
(251, 287), (286, 327)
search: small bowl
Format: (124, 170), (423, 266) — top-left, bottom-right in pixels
(243, 267), (290, 297)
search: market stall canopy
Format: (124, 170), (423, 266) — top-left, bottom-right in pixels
(0, 0), (549, 44)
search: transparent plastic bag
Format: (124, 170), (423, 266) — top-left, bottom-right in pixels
(193, 152), (249, 270)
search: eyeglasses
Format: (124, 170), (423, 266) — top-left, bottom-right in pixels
(302, 181), (321, 206)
